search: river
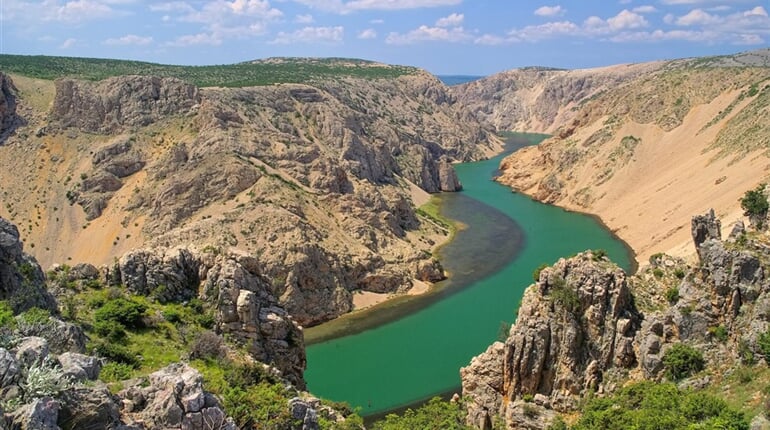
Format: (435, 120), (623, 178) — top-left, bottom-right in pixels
(304, 133), (634, 416)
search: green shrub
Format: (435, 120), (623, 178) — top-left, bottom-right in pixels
(652, 268), (664, 279)
(572, 381), (748, 430)
(372, 397), (472, 430)
(549, 278), (581, 315)
(92, 341), (139, 367)
(100, 362), (135, 382)
(663, 343), (705, 380)
(741, 184), (769, 228)
(673, 268), (686, 279)
(532, 263), (549, 282)
(0, 301), (16, 329)
(522, 393), (534, 402)
(739, 339), (756, 365)
(94, 298), (146, 329)
(591, 249), (607, 261)
(664, 287), (680, 304)
(196, 312), (216, 329)
(649, 252), (665, 265)
(758, 328), (770, 364)
(548, 416), (568, 430)
(93, 320), (127, 342)
(161, 307), (182, 324)
(708, 325), (728, 343)
(17, 307), (51, 326)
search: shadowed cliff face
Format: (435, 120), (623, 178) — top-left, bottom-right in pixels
(0, 74), (21, 144)
(0, 68), (499, 327)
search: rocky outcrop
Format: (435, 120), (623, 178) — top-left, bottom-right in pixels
(462, 251), (641, 428)
(691, 208), (721, 257)
(102, 246), (306, 387)
(0, 217), (57, 314)
(463, 210), (770, 429)
(0, 73), (19, 143)
(118, 363), (236, 430)
(452, 64), (661, 134)
(51, 75), (200, 133)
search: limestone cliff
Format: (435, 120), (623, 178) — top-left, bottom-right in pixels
(491, 49), (770, 263)
(0, 62), (500, 326)
(0, 73), (19, 142)
(462, 210), (770, 429)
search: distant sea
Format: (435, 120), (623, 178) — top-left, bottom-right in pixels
(437, 75), (484, 86)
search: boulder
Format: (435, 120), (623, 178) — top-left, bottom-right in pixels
(57, 353), (101, 382)
(0, 217), (58, 314)
(9, 397), (60, 430)
(14, 337), (49, 369)
(118, 363), (236, 430)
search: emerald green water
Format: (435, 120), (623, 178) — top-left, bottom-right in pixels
(304, 134), (633, 416)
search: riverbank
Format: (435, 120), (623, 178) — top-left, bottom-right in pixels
(305, 133), (634, 416)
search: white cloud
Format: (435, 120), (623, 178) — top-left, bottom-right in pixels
(181, 0), (283, 23)
(675, 9), (721, 26)
(104, 34), (154, 45)
(149, 1), (194, 13)
(386, 25), (472, 44)
(295, 13), (314, 23)
(166, 32), (222, 46)
(508, 20), (580, 41)
(370, 19), (384, 24)
(271, 26), (344, 44)
(744, 6), (769, 17)
(606, 10), (649, 30)
(436, 13), (463, 27)
(289, 0), (461, 14)
(632, 5), (657, 14)
(534, 5), (565, 17)
(358, 28), (377, 39)
(60, 38), (77, 48)
(4, 0), (130, 24)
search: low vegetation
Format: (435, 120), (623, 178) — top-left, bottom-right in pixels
(0, 54), (418, 87)
(570, 381), (748, 430)
(372, 397), (471, 430)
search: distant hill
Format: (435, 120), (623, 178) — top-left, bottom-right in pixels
(0, 55), (419, 87)
(437, 75), (484, 86)
(453, 48), (770, 263)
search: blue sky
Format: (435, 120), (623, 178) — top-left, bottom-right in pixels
(1, 0), (768, 75)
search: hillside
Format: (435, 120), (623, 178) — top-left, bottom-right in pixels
(0, 57), (501, 327)
(456, 49), (770, 264)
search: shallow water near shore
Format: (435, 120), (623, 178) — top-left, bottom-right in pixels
(304, 133), (633, 416)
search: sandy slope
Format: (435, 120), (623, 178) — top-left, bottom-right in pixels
(499, 85), (769, 266)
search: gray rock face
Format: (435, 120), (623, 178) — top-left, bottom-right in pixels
(109, 247), (200, 303)
(460, 342), (504, 430)
(0, 217), (57, 314)
(437, 157), (462, 192)
(57, 352), (102, 382)
(118, 363), (236, 430)
(101, 246), (306, 386)
(0, 348), (20, 390)
(14, 337), (49, 369)
(51, 76), (200, 133)
(203, 256), (306, 388)
(691, 208), (721, 258)
(462, 251), (641, 428)
(58, 386), (121, 430)
(10, 397), (60, 430)
(0, 73), (19, 144)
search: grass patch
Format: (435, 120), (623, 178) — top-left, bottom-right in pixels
(416, 196), (455, 236)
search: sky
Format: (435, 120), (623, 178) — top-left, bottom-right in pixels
(0, 0), (768, 75)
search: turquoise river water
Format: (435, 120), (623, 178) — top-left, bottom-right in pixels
(304, 133), (634, 416)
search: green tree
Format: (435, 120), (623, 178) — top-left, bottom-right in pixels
(740, 184), (768, 229)
(663, 343), (705, 380)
